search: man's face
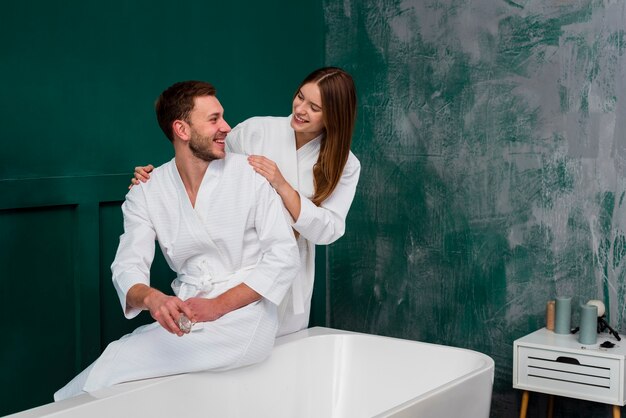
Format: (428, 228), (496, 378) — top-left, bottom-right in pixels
(187, 95), (231, 162)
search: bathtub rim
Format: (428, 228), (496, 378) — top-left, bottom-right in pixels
(7, 327), (495, 418)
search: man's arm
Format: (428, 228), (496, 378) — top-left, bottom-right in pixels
(112, 184), (193, 336)
(185, 283), (261, 322)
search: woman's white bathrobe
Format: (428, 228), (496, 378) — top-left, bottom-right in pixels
(54, 154), (300, 400)
(227, 116), (360, 336)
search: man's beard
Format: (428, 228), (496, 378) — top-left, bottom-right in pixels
(189, 130), (222, 162)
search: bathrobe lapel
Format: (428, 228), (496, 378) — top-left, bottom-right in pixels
(295, 134), (321, 199)
(170, 161), (226, 262)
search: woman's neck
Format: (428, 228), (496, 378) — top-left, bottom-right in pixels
(295, 131), (322, 150)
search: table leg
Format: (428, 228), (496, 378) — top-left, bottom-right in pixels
(614, 405), (620, 418)
(547, 395), (554, 418)
(519, 390), (529, 418)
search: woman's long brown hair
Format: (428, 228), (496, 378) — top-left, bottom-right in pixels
(296, 67), (357, 206)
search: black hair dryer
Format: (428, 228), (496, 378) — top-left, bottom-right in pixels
(588, 300), (621, 341)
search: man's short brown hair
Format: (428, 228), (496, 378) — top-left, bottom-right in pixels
(155, 81), (217, 142)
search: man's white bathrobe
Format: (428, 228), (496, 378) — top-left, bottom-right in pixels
(227, 116), (360, 336)
(54, 154), (300, 400)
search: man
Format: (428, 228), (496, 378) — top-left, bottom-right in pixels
(54, 81), (300, 400)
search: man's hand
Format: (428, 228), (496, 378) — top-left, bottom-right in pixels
(128, 285), (195, 336)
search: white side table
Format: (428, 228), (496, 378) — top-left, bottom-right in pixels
(513, 328), (626, 418)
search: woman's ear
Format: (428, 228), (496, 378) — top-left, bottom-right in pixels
(172, 120), (191, 141)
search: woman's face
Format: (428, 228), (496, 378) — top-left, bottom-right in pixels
(291, 82), (325, 141)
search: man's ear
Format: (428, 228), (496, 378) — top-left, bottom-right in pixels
(172, 120), (190, 141)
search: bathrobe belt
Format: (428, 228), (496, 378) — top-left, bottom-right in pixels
(289, 236), (310, 316)
(172, 263), (305, 316)
(172, 264), (256, 301)
(291, 273), (305, 315)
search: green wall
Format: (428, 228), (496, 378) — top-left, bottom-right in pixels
(324, 0), (626, 417)
(0, 1), (323, 415)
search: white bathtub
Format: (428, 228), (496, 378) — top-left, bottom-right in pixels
(9, 327), (494, 418)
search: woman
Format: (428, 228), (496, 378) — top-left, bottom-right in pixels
(132, 67), (360, 336)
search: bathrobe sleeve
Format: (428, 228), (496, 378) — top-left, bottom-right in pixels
(242, 174), (300, 306)
(226, 117), (289, 159)
(225, 123), (246, 155)
(293, 153), (361, 245)
(110, 186), (156, 319)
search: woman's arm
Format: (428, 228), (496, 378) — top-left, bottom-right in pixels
(248, 152), (361, 245)
(293, 155), (361, 245)
(247, 155), (302, 220)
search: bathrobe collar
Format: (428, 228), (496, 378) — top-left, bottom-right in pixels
(169, 158), (226, 263)
(296, 133), (322, 198)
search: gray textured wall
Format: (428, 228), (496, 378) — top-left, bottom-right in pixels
(324, 0), (626, 416)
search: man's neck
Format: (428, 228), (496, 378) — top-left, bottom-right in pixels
(174, 154), (210, 208)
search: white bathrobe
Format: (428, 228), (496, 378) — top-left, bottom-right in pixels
(54, 154), (300, 400)
(227, 116), (361, 336)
